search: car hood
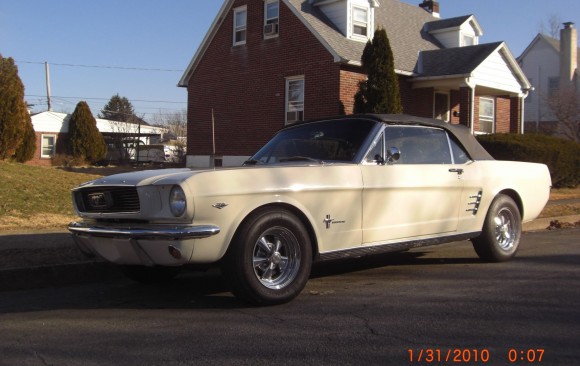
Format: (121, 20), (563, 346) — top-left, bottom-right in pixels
(77, 168), (203, 188)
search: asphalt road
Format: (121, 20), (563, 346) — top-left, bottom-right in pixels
(0, 229), (578, 366)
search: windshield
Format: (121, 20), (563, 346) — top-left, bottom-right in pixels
(247, 119), (376, 165)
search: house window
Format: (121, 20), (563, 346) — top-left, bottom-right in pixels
(479, 97), (495, 134)
(548, 77), (559, 97)
(462, 34), (475, 46)
(434, 92), (450, 122)
(233, 6), (247, 46)
(264, 0), (279, 37)
(285, 76), (304, 124)
(41, 134), (56, 158)
(352, 6), (368, 38)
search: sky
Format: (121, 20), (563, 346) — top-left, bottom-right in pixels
(1, 0), (579, 122)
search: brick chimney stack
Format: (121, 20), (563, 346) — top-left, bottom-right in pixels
(560, 22), (578, 89)
(419, 0), (440, 18)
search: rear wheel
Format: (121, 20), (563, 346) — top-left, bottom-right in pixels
(222, 208), (312, 305)
(472, 194), (521, 262)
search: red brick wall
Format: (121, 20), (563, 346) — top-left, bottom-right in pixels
(495, 96), (511, 133)
(185, 0), (339, 156)
(510, 96), (521, 133)
(339, 66), (365, 115)
(459, 87), (472, 128)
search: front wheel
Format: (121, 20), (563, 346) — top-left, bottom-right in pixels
(472, 194), (522, 262)
(222, 208), (312, 305)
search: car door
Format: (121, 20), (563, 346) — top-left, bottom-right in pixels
(361, 126), (464, 245)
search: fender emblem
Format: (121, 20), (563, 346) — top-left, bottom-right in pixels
(212, 203), (228, 209)
(324, 215), (345, 229)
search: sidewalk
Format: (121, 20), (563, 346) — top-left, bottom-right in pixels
(1, 214), (578, 292)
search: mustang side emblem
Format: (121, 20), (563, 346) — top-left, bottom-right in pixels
(212, 203), (228, 210)
(323, 215), (345, 229)
(87, 192), (110, 209)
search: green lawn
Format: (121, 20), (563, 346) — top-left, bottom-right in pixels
(0, 161), (101, 231)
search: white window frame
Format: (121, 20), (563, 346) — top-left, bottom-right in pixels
(41, 134), (56, 158)
(461, 34), (475, 47)
(478, 97), (495, 134)
(351, 5), (369, 40)
(264, 0), (279, 38)
(233, 6), (247, 46)
(548, 76), (559, 97)
(433, 92), (450, 122)
(285, 76), (305, 125)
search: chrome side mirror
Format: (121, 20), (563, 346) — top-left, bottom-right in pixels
(386, 147), (401, 164)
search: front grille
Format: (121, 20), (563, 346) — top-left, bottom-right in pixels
(75, 186), (140, 214)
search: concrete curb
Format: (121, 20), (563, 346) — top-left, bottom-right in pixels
(0, 214), (578, 292)
(522, 214), (580, 231)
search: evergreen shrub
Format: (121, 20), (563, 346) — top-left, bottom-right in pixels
(477, 133), (579, 188)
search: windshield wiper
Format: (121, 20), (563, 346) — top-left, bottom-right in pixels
(243, 159), (261, 166)
(279, 156), (325, 164)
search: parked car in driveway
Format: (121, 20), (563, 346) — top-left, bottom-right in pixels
(69, 114), (551, 305)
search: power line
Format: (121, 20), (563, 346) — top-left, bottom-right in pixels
(25, 94), (186, 104)
(16, 60), (184, 73)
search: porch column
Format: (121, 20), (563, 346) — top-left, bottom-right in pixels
(510, 96), (522, 134)
(459, 87), (473, 129)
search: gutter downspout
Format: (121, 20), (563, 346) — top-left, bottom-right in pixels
(520, 90), (530, 135)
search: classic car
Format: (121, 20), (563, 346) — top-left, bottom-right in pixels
(69, 114), (552, 305)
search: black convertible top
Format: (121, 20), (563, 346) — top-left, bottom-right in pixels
(292, 114), (494, 161)
(370, 114), (494, 161)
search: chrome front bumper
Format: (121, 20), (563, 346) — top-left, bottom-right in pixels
(68, 221), (220, 240)
(68, 222), (221, 266)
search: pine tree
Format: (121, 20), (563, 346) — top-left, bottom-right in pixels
(354, 28), (403, 114)
(67, 101), (106, 163)
(13, 115), (36, 162)
(0, 54), (35, 161)
(99, 94), (137, 122)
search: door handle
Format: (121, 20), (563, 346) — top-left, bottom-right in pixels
(449, 168), (464, 175)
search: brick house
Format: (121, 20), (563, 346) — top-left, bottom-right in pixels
(179, 0), (531, 167)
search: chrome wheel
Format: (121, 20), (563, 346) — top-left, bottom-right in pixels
(472, 194), (521, 262)
(494, 207), (517, 251)
(223, 208), (312, 305)
(252, 227), (301, 290)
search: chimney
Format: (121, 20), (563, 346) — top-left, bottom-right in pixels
(560, 22), (578, 89)
(419, 0), (440, 18)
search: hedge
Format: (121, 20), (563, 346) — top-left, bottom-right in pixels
(476, 134), (579, 188)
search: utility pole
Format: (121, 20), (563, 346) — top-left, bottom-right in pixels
(45, 62), (52, 111)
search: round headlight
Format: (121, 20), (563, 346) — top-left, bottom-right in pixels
(169, 185), (187, 217)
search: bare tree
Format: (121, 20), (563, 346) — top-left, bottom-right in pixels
(152, 109), (188, 164)
(546, 86), (580, 142)
(538, 14), (563, 39)
(106, 119), (142, 163)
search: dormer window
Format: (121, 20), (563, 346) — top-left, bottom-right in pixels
(352, 6), (369, 38)
(264, 0), (280, 38)
(233, 6), (247, 46)
(462, 34), (475, 46)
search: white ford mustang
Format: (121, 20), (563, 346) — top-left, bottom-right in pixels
(69, 114), (551, 305)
